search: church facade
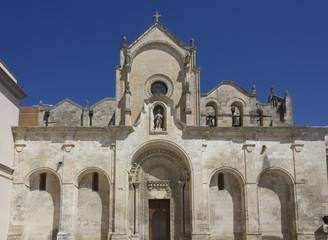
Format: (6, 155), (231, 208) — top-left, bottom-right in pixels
(7, 16), (328, 240)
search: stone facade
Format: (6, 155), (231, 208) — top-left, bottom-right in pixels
(7, 19), (328, 240)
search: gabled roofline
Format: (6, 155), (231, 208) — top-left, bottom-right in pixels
(90, 97), (116, 109)
(127, 22), (189, 51)
(50, 98), (83, 110)
(203, 81), (251, 98)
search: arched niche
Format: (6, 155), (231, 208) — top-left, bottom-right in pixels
(258, 169), (296, 240)
(209, 169), (246, 240)
(24, 169), (61, 239)
(75, 169), (110, 240)
(205, 102), (217, 127)
(257, 109), (263, 126)
(150, 102), (168, 133)
(129, 145), (192, 240)
(230, 101), (243, 127)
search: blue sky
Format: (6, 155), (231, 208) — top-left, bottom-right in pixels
(1, 1), (327, 126)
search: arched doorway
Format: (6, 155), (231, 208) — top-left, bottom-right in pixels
(129, 146), (191, 240)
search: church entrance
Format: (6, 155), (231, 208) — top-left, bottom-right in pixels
(129, 146), (191, 240)
(149, 199), (170, 240)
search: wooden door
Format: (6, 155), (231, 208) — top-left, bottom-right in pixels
(149, 199), (170, 240)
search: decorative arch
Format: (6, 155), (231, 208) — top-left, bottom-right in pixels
(128, 140), (193, 240)
(128, 139), (193, 172)
(257, 168), (296, 240)
(74, 167), (112, 187)
(25, 167), (62, 188)
(257, 167), (295, 184)
(130, 40), (186, 68)
(226, 97), (247, 108)
(208, 166), (245, 186)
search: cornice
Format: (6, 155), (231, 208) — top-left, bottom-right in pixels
(12, 126), (134, 136)
(184, 126), (328, 137)
(0, 67), (27, 99)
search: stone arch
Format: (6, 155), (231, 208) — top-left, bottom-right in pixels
(128, 141), (192, 240)
(226, 97), (247, 108)
(131, 41), (186, 68)
(24, 168), (61, 239)
(229, 100), (244, 127)
(128, 140), (194, 172)
(257, 168), (296, 240)
(208, 167), (246, 240)
(75, 167), (111, 240)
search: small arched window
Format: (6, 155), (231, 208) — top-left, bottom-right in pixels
(231, 103), (243, 127)
(39, 173), (46, 191)
(218, 173), (224, 190)
(205, 103), (216, 127)
(92, 172), (99, 191)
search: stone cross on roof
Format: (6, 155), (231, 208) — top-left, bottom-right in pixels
(153, 11), (162, 22)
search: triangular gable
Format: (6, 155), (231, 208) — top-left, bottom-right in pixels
(204, 81), (251, 98)
(127, 22), (189, 51)
(90, 97), (116, 109)
(50, 98), (83, 110)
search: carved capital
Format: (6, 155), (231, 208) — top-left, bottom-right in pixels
(15, 143), (26, 153)
(62, 144), (75, 153)
(243, 143), (256, 153)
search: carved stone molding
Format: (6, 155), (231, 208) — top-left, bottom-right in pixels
(147, 180), (171, 193)
(292, 143), (304, 153)
(144, 74), (174, 99)
(62, 144), (75, 153)
(15, 143), (26, 153)
(243, 143), (256, 153)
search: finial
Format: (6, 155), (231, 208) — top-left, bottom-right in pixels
(285, 91), (289, 96)
(122, 36), (127, 46)
(39, 100), (43, 106)
(153, 11), (162, 22)
(270, 86), (275, 95)
(189, 38), (194, 47)
(85, 99), (89, 107)
(251, 85), (257, 97)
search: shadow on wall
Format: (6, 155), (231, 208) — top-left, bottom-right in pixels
(262, 237), (284, 240)
(315, 226), (328, 240)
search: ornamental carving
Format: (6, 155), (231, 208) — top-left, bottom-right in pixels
(147, 180), (171, 193)
(144, 74), (173, 98)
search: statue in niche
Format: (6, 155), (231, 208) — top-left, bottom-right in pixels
(154, 107), (164, 129)
(206, 116), (215, 127)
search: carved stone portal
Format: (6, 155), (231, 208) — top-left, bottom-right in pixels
(129, 148), (191, 240)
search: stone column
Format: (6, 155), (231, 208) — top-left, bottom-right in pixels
(57, 144), (76, 240)
(243, 143), (261, 240)
(124, 68), (131, 126)
(245, 183), (261, 240)
(178, 181), (186, 235)
(131, 182), (140, 239)
(57, 183), (76, 240)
